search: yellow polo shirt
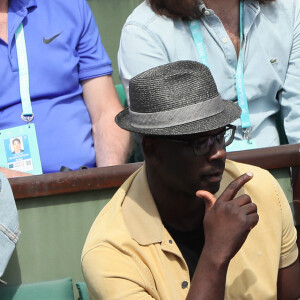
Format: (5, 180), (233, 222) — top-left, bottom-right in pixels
(82, 160), (298, 300)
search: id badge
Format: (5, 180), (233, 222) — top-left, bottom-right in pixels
(226, 139), (257, 152)
(0, 124), (43, 175)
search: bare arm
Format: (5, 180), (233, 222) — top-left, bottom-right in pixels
(277, 259), (300, 300)
(81, 76), (131, 167)
(187, 173), (258, 300)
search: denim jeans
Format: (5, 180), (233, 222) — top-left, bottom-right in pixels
(0, 173), (20, 277)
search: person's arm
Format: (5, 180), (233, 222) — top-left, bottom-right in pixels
(0, 172), (21, 277)
(81, 76), (131, 167)
(187, 173), (259, 300)
(82, 246), (156, 300)
(277, 260), (300, 300)
(0, 167), (32, 178)
(276, 173), (300, 299)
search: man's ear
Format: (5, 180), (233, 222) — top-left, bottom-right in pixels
(141, 136), (161, 166)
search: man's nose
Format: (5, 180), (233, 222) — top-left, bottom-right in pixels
(208, 139), (226, 161)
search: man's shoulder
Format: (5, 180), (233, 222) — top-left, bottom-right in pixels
(225, 159), (271, 178)
(34, 0), (87, 18)
(125, 1), (159, 25)
(81, 191), (128, 260)
(260, 0), (300, 20)
(82, 168), (143, 259)
(35, 0), (80, 8)
(123, 1), (176, 33)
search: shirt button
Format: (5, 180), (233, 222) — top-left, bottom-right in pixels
(221, 37), (228, 44)
(169, 240), (173, 244)
(204, 10), (210, 16)
(181, 281), (189, 289)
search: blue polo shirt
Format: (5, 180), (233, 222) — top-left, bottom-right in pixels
(0, 0), (113, 173)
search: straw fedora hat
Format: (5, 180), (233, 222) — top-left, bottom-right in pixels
(116, 60), (241, 135)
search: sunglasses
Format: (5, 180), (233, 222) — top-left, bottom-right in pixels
(158, 125), (236, 156)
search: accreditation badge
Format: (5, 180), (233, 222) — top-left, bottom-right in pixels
(226, 138), (257, 152)
(0, 124), (43, 175)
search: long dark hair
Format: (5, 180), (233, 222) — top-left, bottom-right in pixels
(147, 0), (275, 19)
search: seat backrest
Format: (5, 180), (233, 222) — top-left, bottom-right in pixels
(76, 282), (90, 300)
(115, 84), (128, 108)
(0, 277), (74, 300)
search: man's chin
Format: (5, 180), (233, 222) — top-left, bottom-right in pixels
(198, 180), (221, 195)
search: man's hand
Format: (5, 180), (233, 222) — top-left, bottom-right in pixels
(196, 172), (259, 264)
(187, 173), (258, 300)
(0, 167), (32, 178)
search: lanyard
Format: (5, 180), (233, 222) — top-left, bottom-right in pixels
(15, 23), (34, 123)
(189, 1), (252, 138)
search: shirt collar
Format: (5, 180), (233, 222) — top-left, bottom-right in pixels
(198, 0), (260, 14)
(10, 0), (37, 17)
(245, 0), (260, 12)
(198, 1), (207, 13)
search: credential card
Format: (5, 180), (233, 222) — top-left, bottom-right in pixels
(0, 124), (43, 175)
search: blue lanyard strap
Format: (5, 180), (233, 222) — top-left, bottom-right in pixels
(235, 1), (251, 130)
(188, 1), (252, 136)
(189, 20), (210, 68)
(15, 23), (34, 122)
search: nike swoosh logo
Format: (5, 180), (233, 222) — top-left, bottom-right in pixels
(43, 32), (62, 44)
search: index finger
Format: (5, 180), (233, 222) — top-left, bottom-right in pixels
(219, 172), (253, 202)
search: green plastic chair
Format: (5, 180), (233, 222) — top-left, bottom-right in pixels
(76, 282), (90, 300)
(115, 84), (128, 108)
(0, 277), (74, 300)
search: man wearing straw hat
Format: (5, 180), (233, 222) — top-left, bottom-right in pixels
(82, 61), (300, 299)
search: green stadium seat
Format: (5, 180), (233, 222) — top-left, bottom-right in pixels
(76, 282), (90, 300)
(115, 84), (128, 108)
(0, 277), (74, 300)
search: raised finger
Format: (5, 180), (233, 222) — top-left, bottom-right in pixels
(219, 172), (253, 202)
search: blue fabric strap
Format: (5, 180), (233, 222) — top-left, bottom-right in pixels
(189, 20), (210, 68)
(15, 23), (34, 120)
(188, 1), (252, 135)
(235, 1), (251, 129)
